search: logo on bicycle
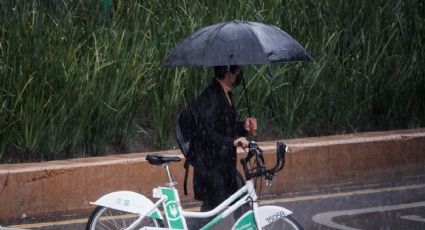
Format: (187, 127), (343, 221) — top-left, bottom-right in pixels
(165, 201), (181, 221)
(116, 198), (130, 207)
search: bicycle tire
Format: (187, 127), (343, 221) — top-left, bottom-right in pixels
(86, 206), (162, 230)
(261, 215), (304, 230)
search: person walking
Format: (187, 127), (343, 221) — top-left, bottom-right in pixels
(189, 65), (257, 211)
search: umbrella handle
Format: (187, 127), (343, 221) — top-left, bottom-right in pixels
(242, 75), (252, 117)
(242, 76), (257, 139)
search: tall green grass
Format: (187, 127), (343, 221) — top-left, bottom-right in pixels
(0, 1), (156, 161)
(0, 0), (424, 162)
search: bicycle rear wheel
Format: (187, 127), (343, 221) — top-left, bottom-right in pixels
(86, 206), (161, 230)
(261, 215), (304, 230)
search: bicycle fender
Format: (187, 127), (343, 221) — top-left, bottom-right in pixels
(91, 191), (163, 220)
(232, 206), (293, 230)
(257, 205), (293, 228)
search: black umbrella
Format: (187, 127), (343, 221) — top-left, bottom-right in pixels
(162, 20), (312, 136)
(162, 20), (312, 67)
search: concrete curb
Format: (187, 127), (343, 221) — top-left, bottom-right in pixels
(1, 128), (425, 223)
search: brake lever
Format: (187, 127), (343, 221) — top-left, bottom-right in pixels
(265, 172), (275, 186)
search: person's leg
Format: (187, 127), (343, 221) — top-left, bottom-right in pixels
(200, 199), (217, 212)
(230, 171), (252, 222)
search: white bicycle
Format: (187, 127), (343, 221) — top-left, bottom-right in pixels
(86, 141), (304, 230)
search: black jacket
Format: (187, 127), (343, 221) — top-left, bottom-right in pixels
(190, 79), (247, 203)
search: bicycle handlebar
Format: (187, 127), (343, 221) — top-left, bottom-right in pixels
(240, 141), (287, 181)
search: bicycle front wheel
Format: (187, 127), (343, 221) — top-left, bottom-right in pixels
(86, 206), (161, 230)
(262, 215), (304, 230)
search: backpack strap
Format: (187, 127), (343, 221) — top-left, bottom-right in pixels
(183, 160), (190, 195)
(175, 107), (196, 196)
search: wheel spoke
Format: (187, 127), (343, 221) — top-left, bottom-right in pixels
(86, 206), (160, 230)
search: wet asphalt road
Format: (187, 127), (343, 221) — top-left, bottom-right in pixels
(276, 180), (425, 229)
(5, 177), (425, 230)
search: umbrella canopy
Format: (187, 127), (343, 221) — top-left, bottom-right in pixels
(162, 20), (312, 67)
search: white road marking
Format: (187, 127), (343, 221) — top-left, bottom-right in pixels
(312, 201), (425, 230)
(400, 215), (425, 223)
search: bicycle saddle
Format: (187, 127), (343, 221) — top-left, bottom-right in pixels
(146, 154), (181, 165)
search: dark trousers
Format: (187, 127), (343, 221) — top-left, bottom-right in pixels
(189, 172), (250, 229)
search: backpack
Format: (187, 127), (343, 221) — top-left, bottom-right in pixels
(175, 105), (196, 195)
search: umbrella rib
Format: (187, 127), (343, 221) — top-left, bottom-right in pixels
(203, 22), (228, 66)
(266, 25), (313, 63)
(243, 22), (269, 62)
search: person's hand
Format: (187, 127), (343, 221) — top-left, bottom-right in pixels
(244, 117), (257, 132)
(233, 136), (249, 148)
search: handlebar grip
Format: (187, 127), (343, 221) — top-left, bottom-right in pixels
(237, 141), (243, 147)
(268, 142), (286, 173)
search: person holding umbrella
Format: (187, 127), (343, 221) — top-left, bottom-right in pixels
(189, 65), (257, 213)
(164, 20), (312, 227)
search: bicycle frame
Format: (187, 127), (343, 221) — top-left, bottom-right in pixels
(141, 179), (292, 230)
(155, 179), (256, 230)
(89, 142), (300, 230)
